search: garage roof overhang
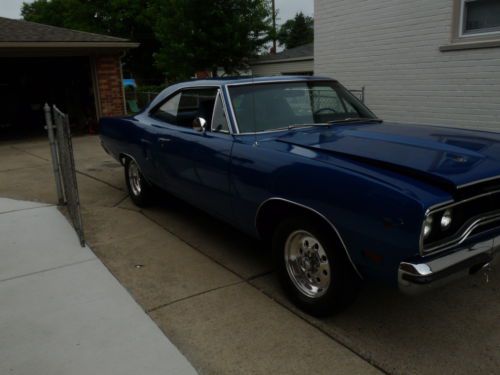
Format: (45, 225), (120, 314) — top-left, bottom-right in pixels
(0, 41), (139, 57)
(0, 17), (139, 57)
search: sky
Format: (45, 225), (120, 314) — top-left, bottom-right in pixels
(1, 0), (314, 23)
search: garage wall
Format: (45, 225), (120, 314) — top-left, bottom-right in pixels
(315, 0), (500, 131)
(251, 59), (313, 76)
(93, 55), (126, 117)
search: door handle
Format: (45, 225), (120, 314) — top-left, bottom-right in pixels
(158, 137), (171, 148)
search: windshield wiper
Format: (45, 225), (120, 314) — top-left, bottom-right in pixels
(274, 123), (328, 131)
(328, 117), (383, 124)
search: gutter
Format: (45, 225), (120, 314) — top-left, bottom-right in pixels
(250, 56), (314, 65)
(0, 41), (140, 49)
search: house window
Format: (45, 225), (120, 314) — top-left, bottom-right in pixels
(460, 0), (500, 37)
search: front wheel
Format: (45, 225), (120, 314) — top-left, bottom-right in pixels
(273, 217), (360, 317)
(124, 158), (153, 207)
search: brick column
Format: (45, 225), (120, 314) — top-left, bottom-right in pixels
(94, 55), (126, 117)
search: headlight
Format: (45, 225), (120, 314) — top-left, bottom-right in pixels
(423, 215), (433, 239)
(440, 209), (452, 230)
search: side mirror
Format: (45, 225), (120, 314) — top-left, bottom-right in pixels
(193, 117), (207, 132)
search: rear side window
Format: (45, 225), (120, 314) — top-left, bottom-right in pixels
(152, 92), (181, 123)
(151, 88), (217, 128)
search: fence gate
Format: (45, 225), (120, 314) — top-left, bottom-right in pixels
(44, 104), (85, 247)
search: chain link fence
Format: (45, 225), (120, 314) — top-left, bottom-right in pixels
(44, 104), (85, 247)
(349, 87), (366, 103)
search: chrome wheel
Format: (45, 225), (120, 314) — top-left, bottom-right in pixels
(284, 230), (331, 298)
(128, 160), (142, 196)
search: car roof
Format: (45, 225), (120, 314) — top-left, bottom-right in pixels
(181, 75), (335, 87)
(148, 75), (336, 110)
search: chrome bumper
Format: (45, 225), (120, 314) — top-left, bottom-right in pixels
(398, 236), (500, 294)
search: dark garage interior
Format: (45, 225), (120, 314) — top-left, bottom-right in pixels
(0, 56), (96, 140)
(0, 16), (138, 142)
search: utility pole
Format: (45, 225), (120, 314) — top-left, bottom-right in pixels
(272, 0), (277, 54)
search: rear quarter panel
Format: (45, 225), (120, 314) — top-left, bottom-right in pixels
(99, 116), (160, 185)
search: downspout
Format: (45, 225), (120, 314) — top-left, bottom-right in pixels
(90, 55), (102, 121)
(119, 51), (127, 115)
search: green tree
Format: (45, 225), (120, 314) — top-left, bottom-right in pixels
(277, 12), (313, 50)
(151, 0), (272, 80)
(21, 0), (162, 83)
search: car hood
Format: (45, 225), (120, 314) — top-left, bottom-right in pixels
(276, 122), (500, 191)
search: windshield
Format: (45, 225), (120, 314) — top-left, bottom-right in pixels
(228, 81), (377, 133)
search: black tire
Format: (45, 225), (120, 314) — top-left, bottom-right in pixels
(124, 157), (153, 207)
(273, 216), (360, 317)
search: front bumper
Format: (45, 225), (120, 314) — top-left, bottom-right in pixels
(398, 235), (500, 294)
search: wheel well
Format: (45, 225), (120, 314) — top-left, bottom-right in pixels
(119, 153), (129, 165)
(256, 200), (336, 242)
(256, 199), (362, 279)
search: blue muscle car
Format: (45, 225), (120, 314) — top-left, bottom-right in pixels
(100, 76), (499, 316)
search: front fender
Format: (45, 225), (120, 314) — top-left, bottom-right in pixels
(230, 137), (452, 286)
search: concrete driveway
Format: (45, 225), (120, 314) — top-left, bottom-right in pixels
(1, 135), (499, 374)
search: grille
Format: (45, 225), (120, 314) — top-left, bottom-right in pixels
(422, 190), (500, 254)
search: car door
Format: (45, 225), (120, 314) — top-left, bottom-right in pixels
(147, 90), (195, 197)
(148, 87), (234, 220)
(190, 90), (234, 220)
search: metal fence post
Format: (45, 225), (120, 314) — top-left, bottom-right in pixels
(44, 103), (65, 205)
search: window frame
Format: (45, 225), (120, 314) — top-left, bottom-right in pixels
(149, 85), (234, 134)
(458, 0), (500, 38)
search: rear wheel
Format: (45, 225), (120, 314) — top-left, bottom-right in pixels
(273, 217), (360, 316)
(124, 158), (152, 207)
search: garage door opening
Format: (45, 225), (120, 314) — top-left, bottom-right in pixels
(0, 56), (97, 141)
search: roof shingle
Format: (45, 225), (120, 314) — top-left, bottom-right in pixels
(254, 43), (313, 63)
(0, 17), (129, 43)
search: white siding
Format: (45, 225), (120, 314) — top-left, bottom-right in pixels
(250, 59), (313, 76)
(315, 0), (500, 131)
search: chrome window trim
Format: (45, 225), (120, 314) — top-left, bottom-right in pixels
(226, 78), (335, 87)
(225, 78), (336, 135)
(255, 197), (363, 279)
(420, 189), (500, 256)
(222, 85), (239, 135)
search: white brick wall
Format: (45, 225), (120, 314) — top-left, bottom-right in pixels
(315, 0), (500, 131)
(250, 59), (313, 76)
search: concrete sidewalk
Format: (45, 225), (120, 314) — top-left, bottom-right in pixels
(0, 198), (196, 375)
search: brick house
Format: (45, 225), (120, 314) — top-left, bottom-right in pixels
(0, 17), (138, 138)
(315, 0), (500, 131)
